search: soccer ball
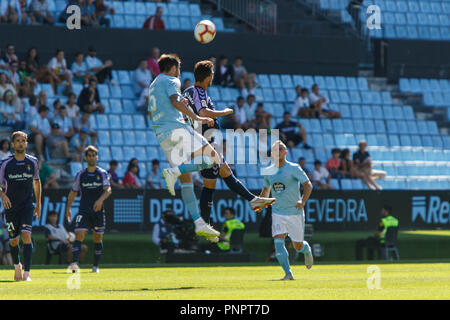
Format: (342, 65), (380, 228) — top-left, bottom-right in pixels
(194, 20), (216, 44)
(68, 232), (75, 242)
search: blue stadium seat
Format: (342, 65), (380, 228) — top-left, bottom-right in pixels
(325, 76), (337, 90)
(189, 3), (201, 16)
(403, 106), (415, 120)
(381, 92), (392, 105)
(384, 12), (395, 25)
(70, 162), (83, 178)
(98, 130), (111, 146)
(211, 17), (225, 31)
(350, 105), (362, 119)
(108, 115), (121, 130)
(421, 135), (433, 147)
(133, 115), (147, 129)
(409, 78), (421, 93)
(406, 26), (419, 39)
(134, 147), (147, 161)
(262, 88), (275, 101)
(405, 120), (418, 134)
(167, 16), (180, 30)
(110, 130), (124, 146)
(323, 134), (335, 147)
(346, 77), (357, 90)
(339, 91), (351, 104)
(397, 120), (408, 134)
(400, 135), (412, 146)
(338, 104), (351, 118)
(357, 79), (368, 91)
(408, 1), (420, 13)
(349, 91), (361, 104)
(303, 76), (314, 88)
(273, 88), (286, 102)
(121, 115), (133, 128)
(341, 179), (353, 190)
(122, 131), (135, 146)
(109, 99), (123, 114)
(330, 179), (340, 190)
(98, 147), (112, 162)
(123, 2), (135, 15)
(281, 74), (294, 88)
(314, 147), (328, 163)
(342, 119), (354, 133)
(178, 2), (189, 16)
(363, 119), (376, 134)
(257, 74), (270, 88)
(146, 146), (160, 160)
(335, 76), (347, 90)
(426, 121), (439, 135)
(110, 84), (122, 98)
(96, 114), (109, 130)
(134, 131), (147, 147)
(420, 1), (432, 14)
(124, 15), (137, 28)
(387, 120), (398, 134)
(410, 135), (422, 147)
(314, 75), (326, 88)
(112, 2), (124, 15)
(382, 106), (394, 120)
(374, 120), (386, 134)
(122, 146), (136, 159)
(320, 119), (333, 133)
(269, 74), (282, 88)
(178, 16), (191, 30)
(122, 100), (136, 113)
(352, 179), (365, 190)
(396, 1), (408, 12)
(418, 26), (431, 40)
(167, 3), (180, 16)
(432, 136), (443, 149)
(367, 134), (377, 146)
(396, 25), (407, 38)
(353, 119), (364, 133)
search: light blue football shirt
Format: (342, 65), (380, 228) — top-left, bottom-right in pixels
(263, 161), (310, 216)
(147, 73), (187, 137)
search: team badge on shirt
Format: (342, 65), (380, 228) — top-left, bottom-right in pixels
(273, 182), (286, 192)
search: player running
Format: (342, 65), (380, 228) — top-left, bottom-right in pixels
(260, 140), (313, 280)
(147, 54), (221, 239)
(0, 131), (41, 281)
(66, 146), (111, 273)
(182, 60), (276, 233)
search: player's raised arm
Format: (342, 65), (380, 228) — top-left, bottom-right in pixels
(169, 94), (214, 127)
(198, 107), (233, 119)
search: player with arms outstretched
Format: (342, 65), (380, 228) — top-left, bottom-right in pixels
(147, 53), (221, 239)
(66, 146), (112, 273)
(260, 140), (314, 280)
(0, 131), (41, 281)
(182, 60), (276, 235)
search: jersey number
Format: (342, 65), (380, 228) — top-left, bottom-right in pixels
(75, 215), (83, 224)
(148, 88), (156, 120)
(6, 222), (14, 233)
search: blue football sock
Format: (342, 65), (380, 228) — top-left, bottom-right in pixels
(23, 243), (33, 272)
(274, 238), (291, 275)
(10, 243), (20, 265)
(297, 241), (311, 255)
(223, 173), (256, 202)
(200, 187), (215, 223)
(179, 156), (214, 174)
(72, 240), (82, 263)
(93, 241), (103, 267)
(181, 183), (201, 221)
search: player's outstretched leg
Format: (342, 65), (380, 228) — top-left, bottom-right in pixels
(180, 179), (219, 238)
(274, 237), (294, 280)
(296, 241), (313, 269)
(69, 230), (85, 273)
(92, 232), (103, 273)
(220, 164), (275, 212)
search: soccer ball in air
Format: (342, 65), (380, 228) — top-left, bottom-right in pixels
(194, 20), (216, 44)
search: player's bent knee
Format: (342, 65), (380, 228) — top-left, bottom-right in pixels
(293, 242), (303, 251)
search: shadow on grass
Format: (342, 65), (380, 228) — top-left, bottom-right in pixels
(105, 286), (199, 292)
(0, 280), (15, 283)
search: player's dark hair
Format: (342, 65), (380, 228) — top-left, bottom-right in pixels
(29, 95), (37, 106)
(194, 60), (214, 83)
(11, 131), (28, 142)
(109, 160), (118, 166)
(283, 111), (290, 117)
(301, 88), (309, 94)
(383, 204), (392, 213)
(152, 159), (160, 165)
(299, 157), (305, 161)
(341, 148), (350, 159)
(84, 145), (98, 156)
(158, 54), (181, 73)
(48, 210), (58, 216)
(314, 160), (321, 166)
(332, 148), (341, 154)
(38, 105), (49, 114)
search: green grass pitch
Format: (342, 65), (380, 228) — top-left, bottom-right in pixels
(1, 262), (450, 299)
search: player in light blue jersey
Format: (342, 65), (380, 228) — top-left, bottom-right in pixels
(260, 140), (314, 280)
(147, 54), (221, 239)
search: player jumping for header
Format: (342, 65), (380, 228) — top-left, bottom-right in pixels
(66, 145), (112, 273)
(182, 60), (276, 236)
(0, 131), (41, 281)
(260, 140), (314, 280)
(147, 54), (222, 239)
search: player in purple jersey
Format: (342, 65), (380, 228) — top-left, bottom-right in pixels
(65, 145), (112, 273)
(182, 61), (275, 241)
(0, 131), (41, 281)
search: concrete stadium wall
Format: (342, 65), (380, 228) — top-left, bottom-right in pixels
(1, 24), (360, 75)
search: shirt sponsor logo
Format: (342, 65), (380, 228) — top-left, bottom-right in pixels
(272, 182), (285, 192)
(8, 173), (33, 180)
(81, 182), (102, 188)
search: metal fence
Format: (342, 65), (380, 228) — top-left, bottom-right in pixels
(209, 0), (277, 34)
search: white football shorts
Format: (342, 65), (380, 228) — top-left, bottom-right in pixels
(271, 212), (304, 242)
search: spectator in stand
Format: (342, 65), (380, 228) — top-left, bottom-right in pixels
(143, 6), (165, 30)
(65, 92), (81, 125)
(275, 111), (311, 149)
(76, 112), (98, 144)
(298, 157), (311, 179)
(325, 148), (342, 179)
(213, 56), (234, 87)
(47, 49), (73, 94)
(0, 73), (17, 101)
(39, 160), (59, 188)
(244, 94), (257, 122)
(311, 160), (333, 190)
(309, 84), (341, 119)
(132, 59), (152, 97)
(232, 57), (256, 97)
(107, 160), (123, 189)
(253, 102), (272, 130)
(50, 99), (63, 121)
(2, 44), (18, 65)
(71, 52), (89, 84)
(8, 62), (21, 92)
(95, 0), (114, 27)
(45, 211), (87, 264)
(18, 60), (37, 97)
(0, 139), (12, 160)
(147, 47), (161, 78)
(181, 78), (191, 92)
(339, 148), (358, 179)
(80, 0), (99, 27)
(291, 86), (313, 118)
(85, 46), (113, 83)
(54, 106), (75, 139)
(25, 47), (55, 91)
(77, 77), (105, 114)
(47, 122), (72, 162)
(70, 127), (92, 161)
(123, 164), (144, 189)
(0, 90), (25, 130)
(29, 105), (51, 160)
(226, 96), (252, 130)
(29, 0), (54, 25)
(353, 140), (385, 190)
(2, 1), (19, 24)
(147, 159), (164, 189)
(26, 94), (38, 125)
(0, 49), (9, 74)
